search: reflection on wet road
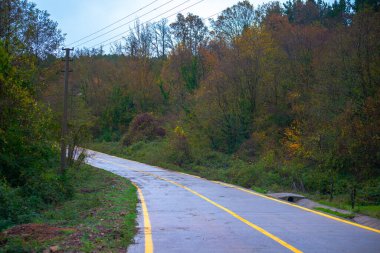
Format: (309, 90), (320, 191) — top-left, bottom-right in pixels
(85, 150), (380, 253)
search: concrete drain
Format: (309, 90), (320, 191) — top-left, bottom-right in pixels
(268, 193), (305, 203)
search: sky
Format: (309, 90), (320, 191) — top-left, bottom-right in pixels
(31, 0), (280, 51)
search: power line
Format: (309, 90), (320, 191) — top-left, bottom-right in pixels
(203, 10), (221, 21)
(75, 0), (181, 48)
(89, 0), (205, 49)
(88, 0), (198, 48)
(67, 0), (160, 46)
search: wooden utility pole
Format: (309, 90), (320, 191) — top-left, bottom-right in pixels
(60, 47), (73, 174)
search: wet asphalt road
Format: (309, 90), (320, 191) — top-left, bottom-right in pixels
(85, 150), (380, 253)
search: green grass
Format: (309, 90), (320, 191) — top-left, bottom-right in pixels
(88, 141), (126, 156)
(0, 165), (138, 252)
(313, 207), (355, 219)
(251, 186), (268, 194)
(88, 140), (185, 173)
(354, 205), (380, 219)
(316, 198), (380, 219)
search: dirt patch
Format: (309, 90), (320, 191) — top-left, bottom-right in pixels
(1, 224), (76, 242)
(58, 225), (121, 251)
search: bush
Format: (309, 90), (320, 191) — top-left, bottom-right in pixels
(193, 150), (231, 170)
(23, 171), (73, 205)
(168, 126), (192, 166)
(0, 181), (30, 230)
(359, 181), (380, 205)
(121, 113), (165, 146)
(0, 170), (74, 231)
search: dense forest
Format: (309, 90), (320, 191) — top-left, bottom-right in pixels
(1, 0), (380, 230)
(70, 0), (379, 209)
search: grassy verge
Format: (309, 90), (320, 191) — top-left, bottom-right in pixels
(88, 141), (190, 174)
(89, 141), (177, 167)
(313, 207), (355, 219)
(0, 165), (138, 252)
(88, 141), (237, 188)
(316, 199), (380, 219)
(355, 206), (380, 219)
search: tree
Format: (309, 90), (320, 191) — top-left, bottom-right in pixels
(0, 0), (64, 97)
(99, 86), (136, 141)
(152, 18), (173, 58)
(161, 45), (196, 108)
(283, 0), (338, 25)
(210, 0), (256, 43)
(170, 13), (208, 55)
(354, 0), (380, 12)
(192, 26), (285, 153)
(0, 0), (64, 58)
(123, 20), (153, 58)
(0, 42), (57, 187)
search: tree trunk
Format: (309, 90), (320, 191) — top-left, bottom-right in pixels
(299, 179), (306, 192)
(329, 177), (334, 201)
(292, 181), (297, 191)
(350, 186), (356, 210)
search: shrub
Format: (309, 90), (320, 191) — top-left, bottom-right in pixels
(168, 126), (192, 166)
(121, 113), (165, 146)
(359, 181), (380, 205)
(23, 171), (73, 205)
(0, 182), (25, 230)
(0, 170), (75, 231)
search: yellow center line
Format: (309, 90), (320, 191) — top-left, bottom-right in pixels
(132, 182), (153, 253)
(95, 157), (302, 253)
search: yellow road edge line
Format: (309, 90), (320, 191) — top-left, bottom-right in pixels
(214, 181), (380, 234)
(95, 157), (302, 253)
(132, 182), (153, 253)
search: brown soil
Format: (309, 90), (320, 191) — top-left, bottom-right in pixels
(1, 223), (76, 242)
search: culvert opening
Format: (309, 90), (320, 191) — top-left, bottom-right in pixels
(287, 197), (294, 202)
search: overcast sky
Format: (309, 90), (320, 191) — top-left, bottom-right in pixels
(32, 0), (283, 50)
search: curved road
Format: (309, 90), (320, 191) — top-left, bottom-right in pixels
(85, 150), (380, 253)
